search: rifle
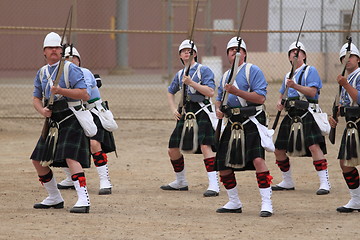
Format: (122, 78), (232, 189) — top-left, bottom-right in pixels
(329, 0), (357, 144)
(271, 11), (307, 130)
(177, 0), (199, 116)
(41, 6), (73, 140)
(214, 0), (249, 144)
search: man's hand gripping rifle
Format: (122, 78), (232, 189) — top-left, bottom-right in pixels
(329, 0), (357, 144)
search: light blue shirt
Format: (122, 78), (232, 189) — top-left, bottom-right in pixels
(340, 67), (360, 106)
(168, 63), (215, 95)
(217, 63), (267, 107)
(33, 61), (87, 102)
(81, 67), (101, 100)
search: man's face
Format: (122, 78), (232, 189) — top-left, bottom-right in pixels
(179, 48), (197, 62)
(288, 49), (306, 64)
(341, 54), (360, 72)
(43, 46), (62, 64)
(66, 56), (80, 67)
(227, 47), (246, 65)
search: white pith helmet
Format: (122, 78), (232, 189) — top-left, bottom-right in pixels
(339, 42), (360, 59)
(179, 39), (198, 64)
(226, 37), (247, 52)
(178, 39), (198, 53)
(43, 32), (61, 48)
(288, 41), (306, 55)
(64, 46), (81, 61)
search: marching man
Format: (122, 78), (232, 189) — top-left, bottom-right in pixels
(329, 43), (360, 212)
(160, 39), (220, 197)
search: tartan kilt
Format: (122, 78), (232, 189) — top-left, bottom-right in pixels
(30, 114), (91, 168)
(168, 101), (215, 153)
(338, 116), (360, 160)
(274, 108), (327, 157)
(215, 111), (266, 171)
(91, 113), (117, 153)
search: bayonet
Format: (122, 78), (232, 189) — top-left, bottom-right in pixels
(272, 11), (307, 130)
(177, 0), (199, 115)
(214, 0), (249, 144)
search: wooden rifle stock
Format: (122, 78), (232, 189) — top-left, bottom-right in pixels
(41, 117), (50, 140)
(177, 53), (194, 115)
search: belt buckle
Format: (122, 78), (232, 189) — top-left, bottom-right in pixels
(289, 100), (296, 107)
(232, 108), (241, 115)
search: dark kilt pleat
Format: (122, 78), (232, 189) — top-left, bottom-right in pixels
(30, 115), (91, 168)
(338, 116), (360, 160)
(91, 113), (117, 153)
(168, 101), (215, 153)
(274, 108), (327, 157)
(215, 111), (266, 171)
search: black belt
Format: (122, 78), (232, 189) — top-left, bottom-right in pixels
(285, 99), (309, 110)
(340, 106), (360, 118)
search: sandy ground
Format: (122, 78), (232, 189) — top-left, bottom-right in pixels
(0, 118), (357, 240)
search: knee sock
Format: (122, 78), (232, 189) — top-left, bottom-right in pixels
(171, 155), (184, 172)
(38, 169), (53, 184)
(256, 171), (273, 188)
(343, 168), (360, 189)
(220, 172), (236, 190)
(92, 151), (108, 167)
(313, 159), (328, 171)
(203, 157), (215, 172)
(276, 157), (290, 172)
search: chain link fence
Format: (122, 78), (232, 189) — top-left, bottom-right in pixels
(0, 0), (358, 121)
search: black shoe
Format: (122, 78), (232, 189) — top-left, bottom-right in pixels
(316, 189), (330, 195)
(271, 185), (295, 191)
(216, 207), (242, 213)
(99, 188), (112, 195)
(260, 211), (273, 217)
(33, 201), (64, 209)
(203, 190), (219, 197)
(70, 206), (90, 213)
(160, 185), (188, 191)
(336, 206), (360, 213)
(57, 183), (75, 190)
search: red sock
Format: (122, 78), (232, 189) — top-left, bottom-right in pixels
(204, 157), (215, 172)
(276, 157), (290, 172)
(256, 171), (273, 188)
(220, 172), (236, 190)
(171, 155), (184, 172)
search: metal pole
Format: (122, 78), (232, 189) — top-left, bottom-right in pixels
(320, 0), (324, 52)
(167, 0), (174, 81)
(279, 0), (283, 52)
(113, 0), (131, 74)
(204, 0), (212, 56)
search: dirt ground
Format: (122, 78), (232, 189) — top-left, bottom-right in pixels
(0, 118), (357, 240)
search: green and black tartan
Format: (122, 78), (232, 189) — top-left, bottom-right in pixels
(338, 115), (360, 160)
(91, 113), (117, 153)
(30, 112), (91, 168)
(169, 100), (215, 153)
(215, 110), (266, 171)
(275, 108), (327, 157)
